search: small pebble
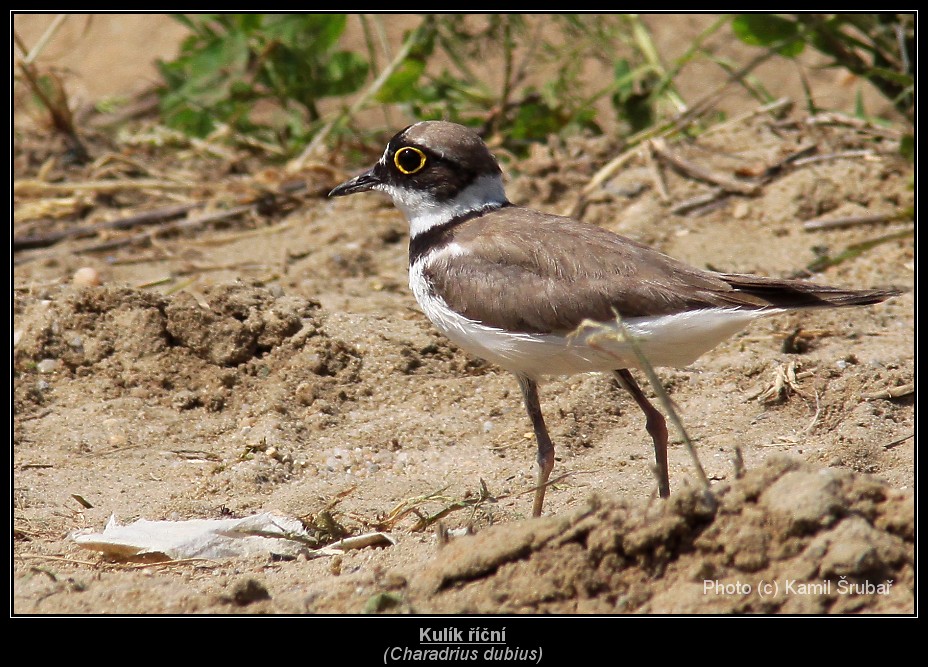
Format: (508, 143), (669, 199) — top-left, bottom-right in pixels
(73, 267), (101, 287)
(37, 358), (60, 373)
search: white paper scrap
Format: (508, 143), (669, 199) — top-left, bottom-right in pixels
(72, 512), (394, 561)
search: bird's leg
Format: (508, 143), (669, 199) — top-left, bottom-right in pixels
(516, 374), (555, 517)
(613, 369), (670, 498)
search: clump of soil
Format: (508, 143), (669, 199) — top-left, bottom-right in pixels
(396, 457), (913, 614)
(14, 281), (359, 418)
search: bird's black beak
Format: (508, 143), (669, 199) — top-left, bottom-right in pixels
(328, 167), (381, 197)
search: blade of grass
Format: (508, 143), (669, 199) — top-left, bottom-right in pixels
(575, 314), (712, 497)
(17, 13), (69, 64)
(628, 14), (687, 113)
(806, 228), (913, 272)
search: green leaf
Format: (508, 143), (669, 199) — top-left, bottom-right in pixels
(264, 14), (346, 52)
(183, 31), (249, 86)
(229, 80), (257, 100)
(231, 13), (264, 33)
(375, 58), (426, 103)
(899, 134), (914, 162)
(508, 100), (564, 143)
(868, 66), (915, 87)
(162, 106), (216, 137)
(854, 88), (866, 119)
(318, 51), (369, 97)
(406, 25), (437, 60)
(612, 58), (634, 96)
(611, 58), (657, 133)
(732, 14), (805, 57)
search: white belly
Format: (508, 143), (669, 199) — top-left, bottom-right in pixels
(409, 259), (774, 380)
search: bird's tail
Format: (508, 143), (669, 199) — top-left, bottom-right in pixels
(719, 273), (902, 310)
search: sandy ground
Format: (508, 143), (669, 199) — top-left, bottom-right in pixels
(13, 14), (914, 617)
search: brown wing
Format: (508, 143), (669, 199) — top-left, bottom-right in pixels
(424, 207), (897, 334)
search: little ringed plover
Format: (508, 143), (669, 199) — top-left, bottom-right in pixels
(329, 120), (899, 517)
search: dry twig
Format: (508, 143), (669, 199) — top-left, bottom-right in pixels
(651, 137), (760, 196)
(670, 189), (726, 216)
(746, 361), (814, 403)
(803, 211), (909, 232)
(863, 383), (914, 401)
(566, 50), (779, 217)
(791, 149), (882, 168)
(700, 97), (793, 137)
(14, 178), (195, 196)
(882, 433), (914, 450)
(13, 203), (200, 251)
(645, 142), (670, 203)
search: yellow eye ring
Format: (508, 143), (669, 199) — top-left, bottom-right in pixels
(394, 146), (427, 175)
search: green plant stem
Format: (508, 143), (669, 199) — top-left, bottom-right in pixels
(628, 14), (686, 113)
(630, 48), (778, 145)
(660, 14), (731, 89)
(806, 229), (913, 273)
(433, 18), (482, 86)
(581, 316), (712, 496)
(361, 15), (395, 128)
(358, 14), (380, 76)
(497, 18), (515, 134)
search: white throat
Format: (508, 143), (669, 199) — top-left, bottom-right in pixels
(382, 173), (508, 238)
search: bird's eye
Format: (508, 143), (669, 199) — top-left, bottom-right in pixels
(394, 146), (427, 175)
